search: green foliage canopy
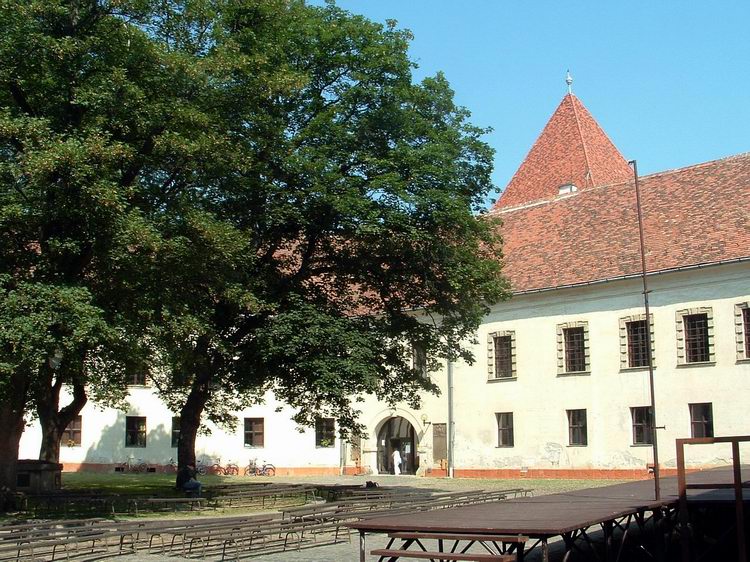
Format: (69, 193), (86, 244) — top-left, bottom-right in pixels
(0, 0), (510, 449)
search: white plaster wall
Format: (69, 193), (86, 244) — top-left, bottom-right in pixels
(17, 262), (750, 473)
(20, 389), (342, 469)
(450, 262), (750, 471)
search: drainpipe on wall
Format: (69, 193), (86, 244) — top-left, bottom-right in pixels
(447, 358), (455, 478)
(339, 439), (346, 476)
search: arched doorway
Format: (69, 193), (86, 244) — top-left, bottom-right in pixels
(377, 416), (418, 475)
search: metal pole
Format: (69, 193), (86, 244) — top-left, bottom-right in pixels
(447, 358), (455, 478)
(629, 159), (661, 501)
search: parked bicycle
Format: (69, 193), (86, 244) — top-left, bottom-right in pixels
(196, 457), (211, 476)
(164, 457), (178, 473)
(116, 457), (148, 473)
(244, 459), (276, 477)
(223, 460), (240, 476)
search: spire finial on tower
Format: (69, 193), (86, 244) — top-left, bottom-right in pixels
(565, 69), (573, 94)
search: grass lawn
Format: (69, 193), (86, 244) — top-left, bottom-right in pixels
(61, 471), (229, 496)
(0, 471), (637, 523)
(59, 471), (636, 497)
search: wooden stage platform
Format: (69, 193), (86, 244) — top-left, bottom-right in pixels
(350, 467), (749, 561)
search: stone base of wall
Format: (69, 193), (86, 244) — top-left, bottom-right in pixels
(62, 462), (344, 476)
(453, 467), (683, 480)
(62, 463), (688, 480)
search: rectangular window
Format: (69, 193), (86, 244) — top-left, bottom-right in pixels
(567, 409), (587, 446)
(744, 308), (750, 358)
(626, 320), (650, 368)
(62, 415), (82, 447)
(495, 412), (514, 447)
(127, 372), (147, 386)
(125, 416), (147, 448)
(564, 327), (587, 372)
(493, 336), (513, 378)
(631, 406), (653, 445)
(689, 403), (714, 438)
(315, 418), (335, 448)
(412, 344), (427, 377)
(684, 314), (710, 363)
(171, 417), (180, 448)
(244, 417), (265, 448)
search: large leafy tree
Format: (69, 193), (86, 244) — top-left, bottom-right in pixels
(144, 1), (510, 472)
(1, 0), (509, 487)
(0, 0), (212, 490)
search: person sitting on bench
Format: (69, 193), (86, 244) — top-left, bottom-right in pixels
(176, 463), (202, 496)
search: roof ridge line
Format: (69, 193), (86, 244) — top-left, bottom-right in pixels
(569, 94), (594, 187)
(637, 151), (750, 180)
(492, 151), (750, 215)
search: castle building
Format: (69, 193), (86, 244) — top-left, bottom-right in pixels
(19, 91), (750, 478)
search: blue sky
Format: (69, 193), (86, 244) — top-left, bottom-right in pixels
(311, 1), (750, 205)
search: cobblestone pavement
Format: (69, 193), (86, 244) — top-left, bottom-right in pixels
(111, 474), (623, 562)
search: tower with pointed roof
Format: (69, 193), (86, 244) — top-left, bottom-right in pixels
(493, 91), (633, 209)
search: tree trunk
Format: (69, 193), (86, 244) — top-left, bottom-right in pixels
(0, 371), (30, 506)
(176, 368), (213, 485)
(36, 368), (87, 464)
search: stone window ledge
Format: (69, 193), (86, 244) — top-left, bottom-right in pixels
(487, 376), (518, 383)
(557, 371), (591, 377)
(676, 361), (716, 369)
(619, 366), (656, 373)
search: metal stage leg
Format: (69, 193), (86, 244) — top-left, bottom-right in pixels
(360, 530), (366, 562)
(604, 520), (613, 561)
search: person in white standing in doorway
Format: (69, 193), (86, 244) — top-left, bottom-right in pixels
(391, 447), (402, 475)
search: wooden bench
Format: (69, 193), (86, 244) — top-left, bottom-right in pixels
(128, 496), (207, 514)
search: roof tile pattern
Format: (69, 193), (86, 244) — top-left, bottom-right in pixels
(496, 153), (750, 293)
(495, 94), (633, 209)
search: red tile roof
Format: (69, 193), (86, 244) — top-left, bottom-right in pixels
(494, 153), (750, 293)
(494, 94), (633, 209)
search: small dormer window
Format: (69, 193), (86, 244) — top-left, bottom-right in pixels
(558, 183), (578, 195)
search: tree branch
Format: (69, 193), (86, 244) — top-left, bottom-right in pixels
(7, 83), (35, 117)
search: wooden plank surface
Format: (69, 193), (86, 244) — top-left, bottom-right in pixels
(351, 466), (748, 537)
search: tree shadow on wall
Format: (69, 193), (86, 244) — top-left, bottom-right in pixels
(81, 412), (175, 470)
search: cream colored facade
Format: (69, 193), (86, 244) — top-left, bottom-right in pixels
(18, 260), (750, 477)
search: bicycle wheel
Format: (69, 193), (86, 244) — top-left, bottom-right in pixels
(197, 465), (207, 476)
(262, 465), (276, 477)
(210, 463), (223, 475)
(224, 464), (239, 476)
(243, 465), (253, 476)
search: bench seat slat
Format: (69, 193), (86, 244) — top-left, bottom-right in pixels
(388, 532), (528, 543)
(371, 549), (514, 561)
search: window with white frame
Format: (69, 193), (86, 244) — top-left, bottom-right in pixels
(557, 322), (590, 374)
(487, 330), (515, 379)
(676, 308), (714, 364)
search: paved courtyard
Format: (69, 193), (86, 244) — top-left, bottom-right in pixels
(112, 473), (630, 561)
